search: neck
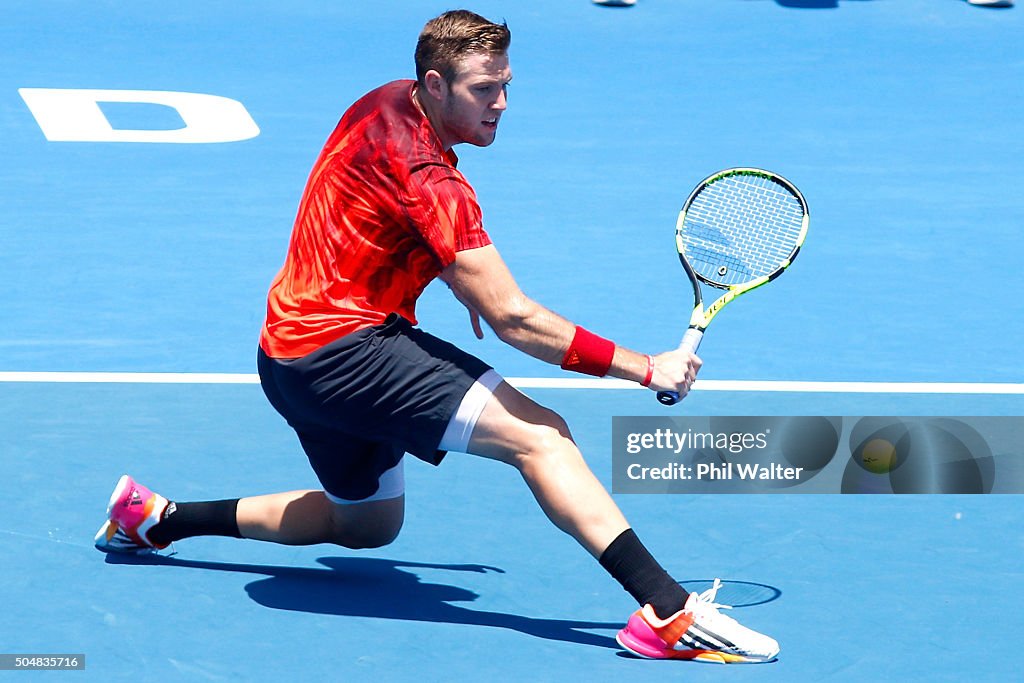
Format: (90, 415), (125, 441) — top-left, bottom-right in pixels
(411, 82), (453, 151)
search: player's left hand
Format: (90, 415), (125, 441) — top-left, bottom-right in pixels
(466, 306), (484, 339)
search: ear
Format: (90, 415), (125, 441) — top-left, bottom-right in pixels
(422, 69), (448, 101)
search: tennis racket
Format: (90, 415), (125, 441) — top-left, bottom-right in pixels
(657, 168), (809, 406)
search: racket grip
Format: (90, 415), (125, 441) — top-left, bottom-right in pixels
(656, 328), (704, 406)
(679, 327), (704, 355)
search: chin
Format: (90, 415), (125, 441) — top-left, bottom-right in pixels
(462, 138), (494, 148)
(453, 125), (497, 148)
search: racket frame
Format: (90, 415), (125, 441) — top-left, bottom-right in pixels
(657, 168), (809, 406)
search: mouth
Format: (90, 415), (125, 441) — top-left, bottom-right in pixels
(482, 117), (499, 130)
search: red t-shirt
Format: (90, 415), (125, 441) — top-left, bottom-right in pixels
(260, 80), (491, 358)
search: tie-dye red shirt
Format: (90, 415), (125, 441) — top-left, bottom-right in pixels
(260, 80), (491, 358)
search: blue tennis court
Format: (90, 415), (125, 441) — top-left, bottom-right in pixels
(2, 1), (1022, 680)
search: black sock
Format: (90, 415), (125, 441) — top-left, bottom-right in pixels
(148, 500), (242, 546)
(599, 528), (689, 620)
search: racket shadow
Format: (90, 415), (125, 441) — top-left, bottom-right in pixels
(104, 553), (622, 650)
(678, 578), (782, 608)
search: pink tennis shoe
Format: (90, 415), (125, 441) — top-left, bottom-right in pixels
(93, 475), (170, 554)
(616, 579), (779, 663)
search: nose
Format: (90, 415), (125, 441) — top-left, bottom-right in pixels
(493, 85), (508, 111)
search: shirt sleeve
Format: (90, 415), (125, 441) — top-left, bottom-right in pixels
(401, 164), (491, 268)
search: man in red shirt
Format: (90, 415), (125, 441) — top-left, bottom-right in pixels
(94, 10), (778, 663)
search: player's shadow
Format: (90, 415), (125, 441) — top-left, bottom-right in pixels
(105, 553), (621, 650)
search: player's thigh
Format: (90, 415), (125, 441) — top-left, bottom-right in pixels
(465, 381), (574, 465)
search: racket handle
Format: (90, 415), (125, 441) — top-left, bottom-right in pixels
(656, 328), (704, 406)
(679, 327), (705, 355)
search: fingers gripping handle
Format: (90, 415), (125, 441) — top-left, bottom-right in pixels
(656, 328), (704, 406)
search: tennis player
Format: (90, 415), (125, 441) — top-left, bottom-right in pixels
(94, 10), (778, 663)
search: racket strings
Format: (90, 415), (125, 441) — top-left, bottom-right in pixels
(682, 175), (805, 286)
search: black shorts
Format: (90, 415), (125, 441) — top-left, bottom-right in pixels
(257, 314), (492, 502)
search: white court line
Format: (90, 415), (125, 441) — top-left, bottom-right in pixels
(0, 372), (1022, 394)
(0, 372), (261, 385)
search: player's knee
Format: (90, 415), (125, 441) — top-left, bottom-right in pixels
(332, 518), (403, 549)
(344, 525), (401, 549)
(515, 413), (579, 471)
(327, 500), (404, 549)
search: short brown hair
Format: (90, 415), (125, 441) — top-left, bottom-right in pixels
(415, 10), (511, 84)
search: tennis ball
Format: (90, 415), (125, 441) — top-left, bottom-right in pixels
(861, 438), (897, 474)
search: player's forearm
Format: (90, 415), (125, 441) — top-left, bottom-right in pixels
(491, 296), (573, 364)
(493, 298), (651, 384)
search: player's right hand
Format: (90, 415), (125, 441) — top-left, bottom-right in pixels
(648, 348), (702, 398)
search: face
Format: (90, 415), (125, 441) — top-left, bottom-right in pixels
(434, 52), (512, 149)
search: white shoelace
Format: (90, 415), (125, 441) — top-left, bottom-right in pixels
(693, 578), (733, 613)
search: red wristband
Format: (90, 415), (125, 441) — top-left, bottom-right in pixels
(641, 355), (654, 387)
(561, 326), (615, 377)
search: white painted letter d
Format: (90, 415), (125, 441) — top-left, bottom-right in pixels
(18, 88), (259, 143)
